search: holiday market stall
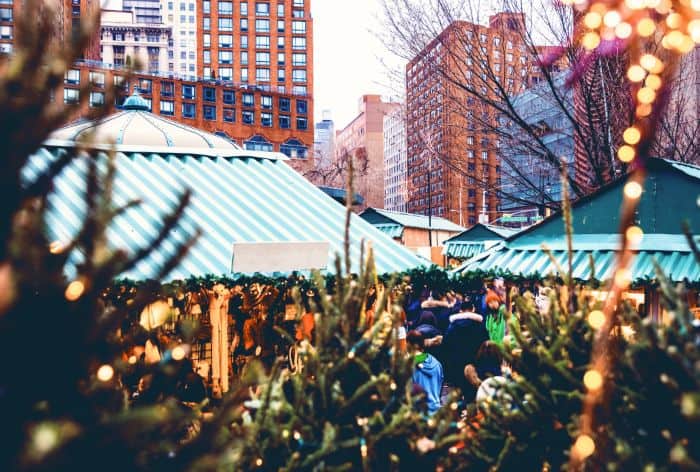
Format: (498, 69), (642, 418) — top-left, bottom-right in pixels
(443, 223), (519, 267)
(21, 93), (426, 393)
(455, 158), (700, 320)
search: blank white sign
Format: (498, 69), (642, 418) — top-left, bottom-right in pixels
(231, 241), (330, 273)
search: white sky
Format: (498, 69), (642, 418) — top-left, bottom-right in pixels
(312, 0), (403, 128)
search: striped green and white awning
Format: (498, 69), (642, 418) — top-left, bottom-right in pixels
(443, 242), (486, 259)
(375, 224), (404, 239)
(23, 147), (426, 279)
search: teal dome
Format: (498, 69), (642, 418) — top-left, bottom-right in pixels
(121, 92), (150, 111)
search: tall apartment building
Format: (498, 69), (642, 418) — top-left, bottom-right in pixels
(122, 0), (162, 23)
(313, 110), (335, 169)
(100, 7), (172, 74)
(335, 95), (400, 210)
(162, 0), (198, 76)
(384, 106), (407, 212)
(405, 13), (533, 226)
(197, 0), (313, 97)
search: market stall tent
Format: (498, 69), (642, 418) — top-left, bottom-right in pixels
(443, 223), (519, 264)
(22, 94), (426, 279)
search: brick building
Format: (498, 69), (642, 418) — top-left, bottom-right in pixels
(405, 13), (534, 226)
(335, 95), (400, 210)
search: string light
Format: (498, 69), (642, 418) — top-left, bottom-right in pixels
(587, 310), (606, 329)
(637, 87), (656, 104)
(49, 241), (66, 254)
(625, 0), (645, 8)
(360, 440), (368, 458)
(624, 181), (643, 199)
(617, 145), (635, 163)
(172, 345), (186, 361)
(636, 104), (653, 117)
(33, 424), (59, 454)
(677, 35), (695, 53)
(627, 65), (646, 82)
(282, 429), (290, 438)
(389, 381), (397, 391)
(128, 355), (137, 364)
(626, 226), (644, 245)
(644, 74), (662, 90)
(623, 127), (641, 145)
(65, 279), (85, 302)
(665, 30), (686, 50)
(583, 370), (603, 390)
(615, 22), (633, 39)
(666, 12), (682, 29)
(689, 19), (700, 42)
(293, 431), (301, 440)
(582, 32), (601, 50)
(614, 268), (633, 288)
(255, 458), (263, 467)
(640, 54), (663, 73)
(637, 18), (656, 37)
(603, 11), (622, 28)
(347, 350), (355, 359)
(584, 12), (602, 29)
(97, 364), (114, 382)
(573, 434), (596, 459)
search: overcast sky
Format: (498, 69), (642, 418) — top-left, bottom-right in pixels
(312, 0), (402, 129)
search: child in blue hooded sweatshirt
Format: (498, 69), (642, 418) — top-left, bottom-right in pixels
(407, 330), (444, 416)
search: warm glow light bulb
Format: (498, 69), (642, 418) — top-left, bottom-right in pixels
(574, 435), (596, 459)
(666, 13), (682, 29)
(637, 87), (656, 104)
(637, 18), (656, 37)
(584, 12), (602, 29)
(49, 241), (66, 254)
(626, 226), (644, 245)
(627, 65), (646, 82)
(636, 104), (652, 117)
(583, 370), (604, 390)
(624, 181), (643, 199)
(97, 364), (114, 382)
(645, 74), (662, 90)
(588, 310), (606, 329)
(582, 32), (601, 50)
(615, 22), (633, 39)
(625, 0), (645, 8)
(665, 30), (685, 50)
(640, 54), (657, 71)
(603, 11), (622, 28)
(689, 20), (700, 43)
(65, 279), (85, 302)
(678, 35), (695, 53)
(615, 268), (633, 287)
(618, 145), (635, 163)
(172, 345), (186, 361)
(623, 127), (641, 145)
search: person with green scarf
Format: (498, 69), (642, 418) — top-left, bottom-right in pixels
(484, 290), (507, 345)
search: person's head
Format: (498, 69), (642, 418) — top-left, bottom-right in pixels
(406, 330), (426, 350)
(476, 341), (502, 368)
(486, 290), (501, 310)
(417, 311), (437, 327)
(460, 300), (476, 312)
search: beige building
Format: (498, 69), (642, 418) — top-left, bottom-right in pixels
(384, 106), (407, 212)
(100, 6), (172, 74)
(335, 95), (401, 210)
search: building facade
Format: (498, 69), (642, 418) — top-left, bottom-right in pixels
(405, 13), (534, 226)
(162, 0), (198, 77)
(335, 95), (400, 210)
(100, 7), (172, 74)
(383, 106), (407, 212)
(313, 110), (335, 169)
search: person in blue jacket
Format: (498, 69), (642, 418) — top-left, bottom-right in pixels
(407, 330), (444, 416)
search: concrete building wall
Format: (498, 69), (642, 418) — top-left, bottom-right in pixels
(384, 106), (407, 212)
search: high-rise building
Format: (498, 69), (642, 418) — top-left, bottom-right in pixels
(335, 95), (400, 210)
(383, 106), (407, 212)
(100, 6), (172, 74)
(405, 13), (532, 226)
(162, 0), (198, 77)
(313, 110), (335, 169)
(122, 0), (162, 23)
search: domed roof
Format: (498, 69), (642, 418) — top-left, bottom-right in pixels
(48, 92), (246, 156)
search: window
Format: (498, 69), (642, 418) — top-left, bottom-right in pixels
(182, 84), (195, 99)
(203, 33), (211, 47)
(256, 2), (269, 15)
(114, 75), (127, 91)
(241, 67), (248, 82)
(65, 69), (80, 85)
(244, 135), (274, 151)
(261, 112), (272, 127)
(223, 108), (235, 122)
(218, 1), (232, 14)
(277, 3), (284, 16)
(242, 110), (254, 124)
(292, 21), (305, 34)
(296, 117), (308, 130)
(203, 17), (210, 30)
(203, 50), (211, 64)
(277, 52), (285, 65)
(219, 50), (233, 63)
(279, 97), (291, 112)
(277, 68), (285, 82)
(279, 114), (290, 129)
(223, 89), (235, 104)
(89, 91), (104, 107)
(241, 35), (248, 48)
(467, 136), (474, 145)
(63, 89), (80, 103)
(292, 9), (304, 17)
(160, 100), (174, 115)
(220, 67), (233, 80)
(137, 79), (152, 93)
(255, 35), (270, 48)
(203, 105), (216, 120)
(218, 34), (232, 48)
(202, 1), (209, 13)
(255, 19), (270, 32)
(261, 95), (272, 109)
(240, 18), (248, 30)
(89, 71), (104, 87)
(292, 37), (306, 50)
(242, 93), (254, 107)
(277, 36), (285, 48)
(0, 24), (12, 39)
(240, 51), (248, 64)
(296, 99), (307, 114)
(293, 0), (304, 7)
(161, 81), (174, 97)
(203, 87), (216, 102)
(277, 19), (285, 31)
(292, 53), (306, 66)
(256, 68), (270, 82)
(256, 51), (270, 65)
(481, 151), (488, 160)
(280, 139), (307, 158)
(218, 18), (232, 30)
(182, 102), (196, 118)
(240, 1), (248, 15)
(292, 69), (306, 83)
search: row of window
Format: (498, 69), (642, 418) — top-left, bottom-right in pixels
(198, 1), (305, 16)
(203, 50), (307, 67)
(203, 33), (306, 51)
(202, 17), (306, 34)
